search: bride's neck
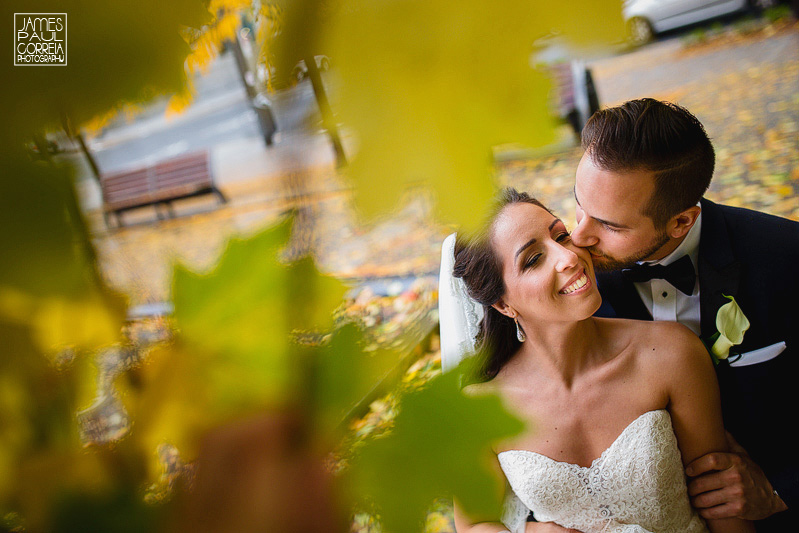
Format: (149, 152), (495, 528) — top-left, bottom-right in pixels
(513, 317), (604, 387)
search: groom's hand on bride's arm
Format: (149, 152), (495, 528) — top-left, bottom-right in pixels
(685, 432), (788, 521)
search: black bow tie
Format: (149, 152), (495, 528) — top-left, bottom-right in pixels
(622, 254), (696, 296)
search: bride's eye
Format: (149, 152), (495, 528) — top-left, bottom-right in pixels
(555, 231), (571, 243)
(524, 253), (542, 270)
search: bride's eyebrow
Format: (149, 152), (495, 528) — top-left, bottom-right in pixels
(515, 237), (537, 261)
(514, 218), (562, 260)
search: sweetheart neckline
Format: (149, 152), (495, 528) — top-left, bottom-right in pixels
(497, 409), (669, 470)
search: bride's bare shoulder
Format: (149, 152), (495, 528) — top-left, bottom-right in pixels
(606, 318), (709, 371)
(595, 318), (706, 363)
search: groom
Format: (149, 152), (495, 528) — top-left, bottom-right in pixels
(569, 98), (797, 531)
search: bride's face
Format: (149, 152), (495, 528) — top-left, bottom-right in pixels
(490, 202), (601, 326)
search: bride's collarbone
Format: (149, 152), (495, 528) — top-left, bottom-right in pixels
(493, 345), (669, 462)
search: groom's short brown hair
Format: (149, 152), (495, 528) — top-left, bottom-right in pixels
(581, 98), (715, 228)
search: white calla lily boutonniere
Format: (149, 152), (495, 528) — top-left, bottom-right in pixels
(705, 295), (750, 365)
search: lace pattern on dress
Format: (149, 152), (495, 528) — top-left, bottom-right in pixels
(500, 488), (529, 533)
(498, 410), (708, 533)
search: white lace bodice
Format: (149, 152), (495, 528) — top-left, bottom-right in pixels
(498, 410), (708, 533)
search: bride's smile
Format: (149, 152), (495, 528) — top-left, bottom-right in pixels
(558, 269), (590, 295)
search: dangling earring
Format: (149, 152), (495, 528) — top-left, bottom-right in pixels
(515, 318), (526, 342)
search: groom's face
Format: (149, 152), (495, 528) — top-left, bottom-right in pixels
(571, 153), (671, 272)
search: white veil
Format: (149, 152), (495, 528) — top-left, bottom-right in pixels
(438, 232), (484, 372)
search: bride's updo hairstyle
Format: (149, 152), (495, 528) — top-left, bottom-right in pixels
(453, 188), (551, 381)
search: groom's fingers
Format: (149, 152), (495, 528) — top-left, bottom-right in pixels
(686, 450), (785, 521)
(685, 451), (736, 477)
(689, 479), (738, 509)
(696, 501), (743, 521)
(688, 480), (745, 520)
(685, 452), (746, 518)
(687, 470), (728, 497)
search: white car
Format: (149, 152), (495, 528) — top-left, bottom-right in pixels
(623, 0), (775, 45)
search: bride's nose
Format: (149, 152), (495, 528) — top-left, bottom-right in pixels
(554, 243), (579, 272)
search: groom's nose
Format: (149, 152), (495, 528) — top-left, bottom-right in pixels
(571, 215), (599, 248)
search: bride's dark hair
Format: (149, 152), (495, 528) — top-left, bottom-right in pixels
(453, 188), (551, 381)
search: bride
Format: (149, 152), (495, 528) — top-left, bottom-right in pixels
(440, 188), (753, 533)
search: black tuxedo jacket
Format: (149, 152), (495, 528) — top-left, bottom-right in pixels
(596, 198), (799, 530)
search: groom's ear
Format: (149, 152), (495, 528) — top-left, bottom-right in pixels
(666, 205), (701, 239)
(491, 298), (515, 318)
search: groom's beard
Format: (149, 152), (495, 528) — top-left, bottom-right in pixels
(590, 230), (672, 272)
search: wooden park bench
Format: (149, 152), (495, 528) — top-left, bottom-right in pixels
(101, 150), (226, 227)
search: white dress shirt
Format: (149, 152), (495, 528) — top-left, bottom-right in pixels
(633, 212), (702, 335)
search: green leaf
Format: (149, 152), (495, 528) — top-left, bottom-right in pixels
(347, 370), (525, 532)
(122, 216), (348, 462)
(172, 215), (346, 370)
(313, 324), (406, 438)
(0, 156), (127, 353)
(1, 0), (212, 525)
(51, 486), (165, 533)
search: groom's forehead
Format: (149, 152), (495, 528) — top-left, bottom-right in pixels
(573, 187), (633, 229)
(575, 162), (654, 213)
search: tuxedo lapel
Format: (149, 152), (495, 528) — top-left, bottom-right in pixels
(698, 199), (741, 338)
(596, 270), (652, 321)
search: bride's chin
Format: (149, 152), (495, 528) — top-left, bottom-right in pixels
(578, 292), (603, 320)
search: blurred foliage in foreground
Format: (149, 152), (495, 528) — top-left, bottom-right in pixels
(1, 0), (622, 531)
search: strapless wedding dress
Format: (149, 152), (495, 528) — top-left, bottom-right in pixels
(497, 409), (708, 533)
